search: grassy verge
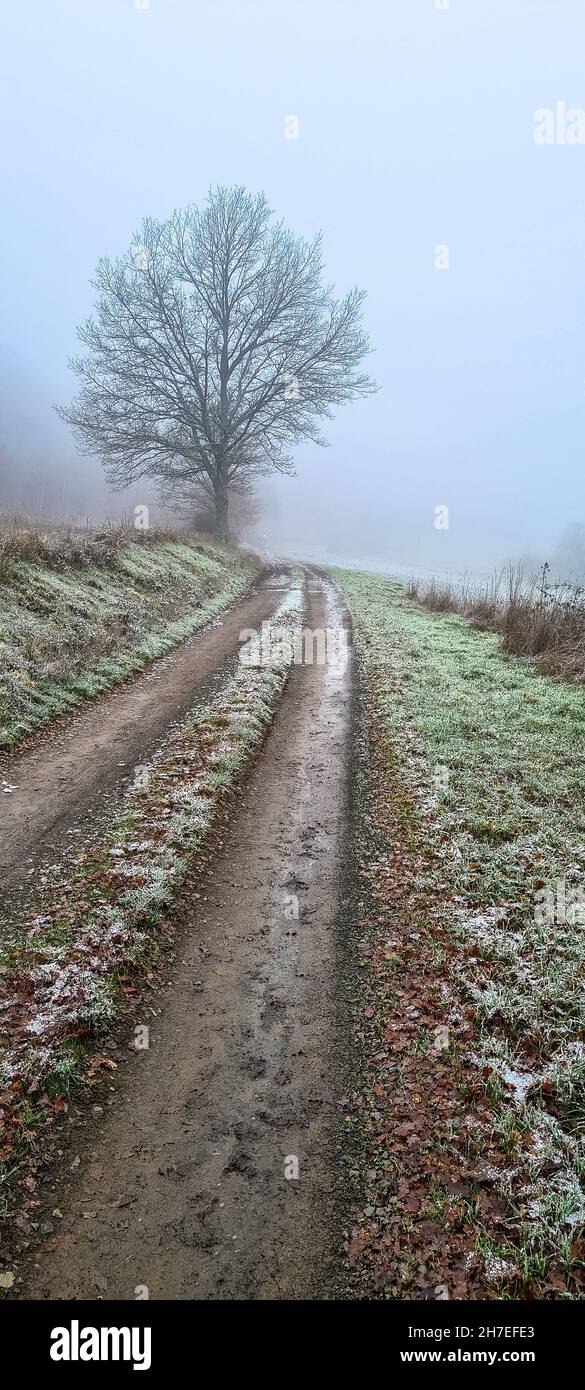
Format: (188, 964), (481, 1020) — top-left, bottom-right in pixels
(407, 564), (585, 683)
(331, 567), (585, 1299)
(0, 524), (260, 750)
(0, 578), (304, 1221)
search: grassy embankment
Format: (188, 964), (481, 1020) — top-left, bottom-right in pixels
(332, 567), (585, 1300)
(0, 520), (260, 751)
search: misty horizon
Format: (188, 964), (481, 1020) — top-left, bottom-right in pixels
(1, 0), (584, 574)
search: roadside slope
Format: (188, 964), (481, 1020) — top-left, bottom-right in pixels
(0, 530), (259, 752)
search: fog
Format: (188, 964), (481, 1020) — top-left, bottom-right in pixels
(1, 0), (584, 573)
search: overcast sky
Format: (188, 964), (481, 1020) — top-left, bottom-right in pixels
(1, 0), (584, 569)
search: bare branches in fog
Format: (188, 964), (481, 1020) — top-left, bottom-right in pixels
(60, 185), (376, 533)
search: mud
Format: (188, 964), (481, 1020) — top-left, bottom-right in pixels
(17, 575), (353, 1300)
(0, 574), (287, 919)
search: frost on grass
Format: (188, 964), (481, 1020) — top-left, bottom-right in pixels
(0, 534), (259, 749)
(332, 566), (585, 1292)
(0, 580), (304, 1096)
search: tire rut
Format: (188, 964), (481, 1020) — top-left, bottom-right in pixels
(17, 573), (353, 1301)
(0, 573), (288, 923)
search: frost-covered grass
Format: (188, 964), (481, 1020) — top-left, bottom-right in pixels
(406, 564), (585, 683)
(0, 515), (180, 574)
(0, 578), (304, 1105)
(0, 530), (259, 748)
(332, 566), (585, 1292)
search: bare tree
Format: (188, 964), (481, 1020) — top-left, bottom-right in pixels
(59, 186), (375, 533)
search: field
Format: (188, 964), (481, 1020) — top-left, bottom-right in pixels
(332, 567), (585, 1299)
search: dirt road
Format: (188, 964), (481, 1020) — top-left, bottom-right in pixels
(16, 573), (353, 1300)
(0, 572), (288, 920)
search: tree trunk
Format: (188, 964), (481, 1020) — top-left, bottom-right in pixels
(214, 487), (229, 535)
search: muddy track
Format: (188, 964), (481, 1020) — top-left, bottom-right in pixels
(15, 573), (353, 1301)
(0, 572), (289, 920)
